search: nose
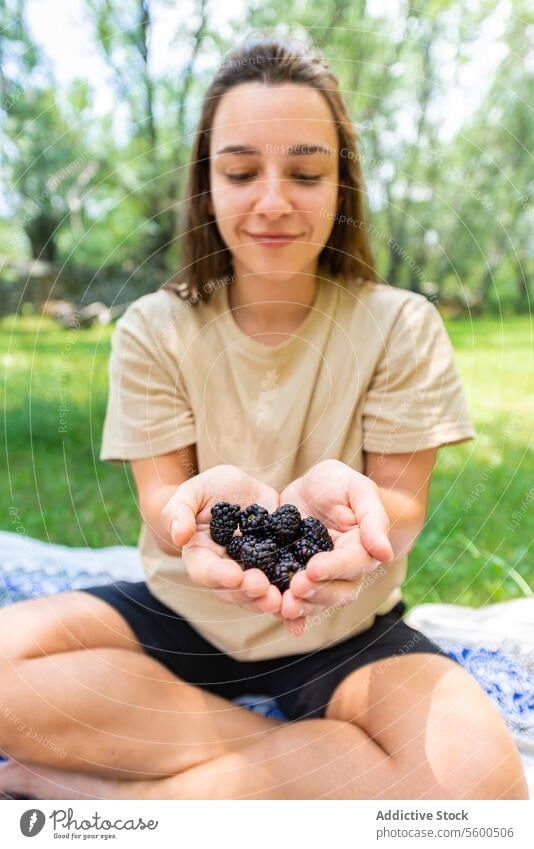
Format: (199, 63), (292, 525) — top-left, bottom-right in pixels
(252, 173), (293, 219)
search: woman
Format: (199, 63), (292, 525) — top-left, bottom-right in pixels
(0, 38), (527, 800)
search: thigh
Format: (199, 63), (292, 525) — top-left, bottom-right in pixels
(0, 589), (144, 661)
(326, 652), (527, 799)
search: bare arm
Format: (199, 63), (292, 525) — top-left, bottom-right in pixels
(364, 447), (437, 560)
(129, 445), (198, 556)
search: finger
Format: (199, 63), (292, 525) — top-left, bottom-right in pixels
(240, 568), (272, 599)
(224, 586), (282, 614)
(213, 583), (282, 615)
(212, 587), (244, 605)
(296, 578), (364, 608)
(288, 569), (320, 600)
(281, 589), (318, 619)
(163, 477), (204, 547)
(185, 546), (243, 588)
(348, 479), (394, 562)
(212, 591), (262, 611)
(306, 547), (380, 582)
(253, 584), (283, 614)
(284, 617), (307, 636)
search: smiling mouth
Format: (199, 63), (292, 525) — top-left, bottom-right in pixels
(244, 232), (303, 246)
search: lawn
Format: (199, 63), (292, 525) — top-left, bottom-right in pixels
(1, 311), (532, 609)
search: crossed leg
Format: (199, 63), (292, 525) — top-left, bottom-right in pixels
(0, 590), (282, 793)
(1, 612), (528, 800)
(112, 652), (526, 800)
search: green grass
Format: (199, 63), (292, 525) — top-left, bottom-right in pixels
(1, 313), (532, 609)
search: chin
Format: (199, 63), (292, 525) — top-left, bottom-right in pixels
(236, 251), (319, 282)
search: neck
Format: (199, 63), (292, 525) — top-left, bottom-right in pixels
(228, 265), (318, 333)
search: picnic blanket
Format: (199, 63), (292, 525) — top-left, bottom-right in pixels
(1, 530), (532, 795)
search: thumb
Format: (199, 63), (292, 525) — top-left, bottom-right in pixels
(347, 474), (394, 563)
(169, 506), (197, 547)
(358, 516), (394, 563)
(163, 479), (202, 546)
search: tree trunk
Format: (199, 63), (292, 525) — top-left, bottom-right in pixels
(23, 212), (62, 262)
(515, 257), (530, 313)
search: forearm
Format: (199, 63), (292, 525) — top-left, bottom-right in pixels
(140, 484), (183, 556)
(377, 486), (426, 560)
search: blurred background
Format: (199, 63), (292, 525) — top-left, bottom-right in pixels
(1, 0), (532, 607)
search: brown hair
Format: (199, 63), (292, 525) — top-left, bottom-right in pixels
(163, 37), (376, 303)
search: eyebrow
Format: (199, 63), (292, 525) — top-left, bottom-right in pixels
(214, 143), (336, 157)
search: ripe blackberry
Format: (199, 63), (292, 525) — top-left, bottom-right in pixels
(269, 505), (302, 545)
(270, 561), (291, 593)
(240, 537), (279, 572)
(239, 503), (270, 538)
(209, 502), (240, 545)
(301, 516), (334, 551)
(292, 537), (322, 565)
(225, 535), (244, 564)
(278, 550), (302, 574)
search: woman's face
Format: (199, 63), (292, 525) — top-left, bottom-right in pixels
(209, 83), (339, 282)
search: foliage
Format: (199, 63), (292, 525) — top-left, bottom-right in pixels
(0, 0), (532, 312)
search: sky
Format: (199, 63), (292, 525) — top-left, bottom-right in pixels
(22, 0), (247, 122)
(0, 0), (514, 219)
(20, 0), (512, 143)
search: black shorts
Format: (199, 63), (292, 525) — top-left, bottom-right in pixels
(81, 580), (452, 721)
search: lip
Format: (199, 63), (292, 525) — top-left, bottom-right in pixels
(244, 231), (302, 247)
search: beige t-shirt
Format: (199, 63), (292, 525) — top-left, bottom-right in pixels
(100, 276), (476, 661)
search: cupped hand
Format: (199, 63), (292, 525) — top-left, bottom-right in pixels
(279, 460), (394, 632)
(161, 465), (288, 619)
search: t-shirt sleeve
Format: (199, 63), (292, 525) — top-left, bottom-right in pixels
(361, 295), (476, 453)
(99, 301), (196, 463)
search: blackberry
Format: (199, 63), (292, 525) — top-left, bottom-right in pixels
(269, 504), (302, 545)
(240, 537), (279, 573)
(292, 537), (322, 565)
(211, 501), (334, 596)
(270, 561), (291, 593)
(301, 516), (334, 551)
(209, 502), (240, 545)
(239, 503), (270, 538)
(225, 535), (245, 564)
(278, 550), (302, 574)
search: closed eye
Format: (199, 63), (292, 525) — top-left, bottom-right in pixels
(225, 173), (322, 183)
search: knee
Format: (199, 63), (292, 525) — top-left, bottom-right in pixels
(0, 602), (41, 662)
(425, 686), (529, 800)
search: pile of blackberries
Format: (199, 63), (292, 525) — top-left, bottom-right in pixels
(209, 502), (334, 592)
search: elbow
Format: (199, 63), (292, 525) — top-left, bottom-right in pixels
(389, 500), (427, 560)
(396, 523), (424, 559)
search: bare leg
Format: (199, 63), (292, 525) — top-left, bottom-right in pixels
(0, 649), (282, 780)
(3, 653), (526, 801)
(0, 719), (397, 800)
(128, 719), (400, 800)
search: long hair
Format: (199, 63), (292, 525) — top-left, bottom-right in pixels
(163, 37), (376, 303)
